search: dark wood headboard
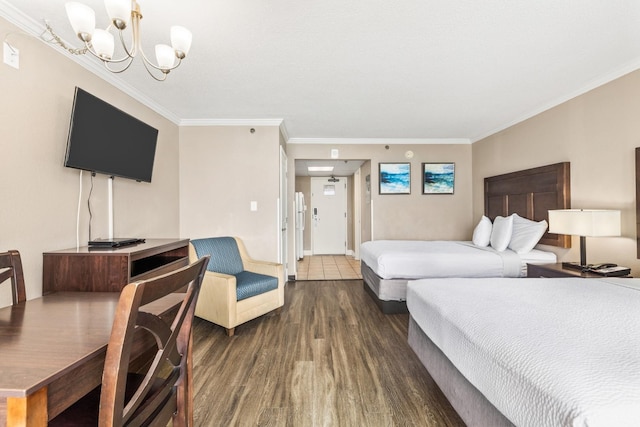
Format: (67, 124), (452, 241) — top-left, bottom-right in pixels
(484, 162), (571, 248)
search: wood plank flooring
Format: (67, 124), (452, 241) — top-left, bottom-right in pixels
(191, 279), (464, 426)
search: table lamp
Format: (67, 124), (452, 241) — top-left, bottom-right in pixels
(548, 209), (621, 271)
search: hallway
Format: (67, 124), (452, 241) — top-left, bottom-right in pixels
(295, 255), (362, 280)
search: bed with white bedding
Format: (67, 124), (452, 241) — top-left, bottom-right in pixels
(407, 277), (640, 427)
(361, 162), (571, 314)
(360, 240), (556, 311)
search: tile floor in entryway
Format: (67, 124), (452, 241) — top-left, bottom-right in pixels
(295, 255), (362, 280)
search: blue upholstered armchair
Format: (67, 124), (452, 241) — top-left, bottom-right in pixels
(189, 237), (284, 336)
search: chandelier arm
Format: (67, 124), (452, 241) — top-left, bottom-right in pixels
(140, 58), (168, 81)
(80, 42), (134, 64)
(102, 56), (136, 74)
(117, 29), (137, 59)
(140, 48), (184, 73)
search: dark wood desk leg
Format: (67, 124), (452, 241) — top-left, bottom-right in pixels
(7, 387), (48, 427)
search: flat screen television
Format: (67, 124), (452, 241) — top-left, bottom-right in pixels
(64, 87), (158, 182)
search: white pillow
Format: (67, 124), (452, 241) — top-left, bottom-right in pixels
(472, 215), (492, 247)
(490, 215), (514, 252)
(508, 213), (548, 254)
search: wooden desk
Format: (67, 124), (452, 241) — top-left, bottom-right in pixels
(43, 238), (189, 293)
(0, 292), (185, 427)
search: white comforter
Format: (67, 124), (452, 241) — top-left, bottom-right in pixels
(360, 240), (555, 279)
(407, 277), (640, 427)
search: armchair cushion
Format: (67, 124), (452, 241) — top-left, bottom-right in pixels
(191, 237), (244, 275)
(190, 237), (279, 301)
(235, 271), (278, 301)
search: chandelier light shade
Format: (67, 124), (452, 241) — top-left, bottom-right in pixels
(45, 0), (192, 81)
(92, 29), (114, 59)
(170, 26), (192, 59)
(104, 0), (131, 29)
(65, 2), (95, 42)
(548, 209), (621, 268)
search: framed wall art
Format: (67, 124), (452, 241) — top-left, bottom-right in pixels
(422, 162), (454, 194)
(379, 162), (410, 194)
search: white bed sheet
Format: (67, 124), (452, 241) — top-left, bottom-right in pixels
(407, 277), (640, 427)
(360, 240), (556, 279)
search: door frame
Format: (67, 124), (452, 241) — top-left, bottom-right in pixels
(353, 168), (361, 259)
(278, 146), (288, 278)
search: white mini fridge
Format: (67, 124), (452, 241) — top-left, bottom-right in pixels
(295, 192), (306, 260)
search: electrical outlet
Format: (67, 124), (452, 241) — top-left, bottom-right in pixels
(3, 42), (19, 69)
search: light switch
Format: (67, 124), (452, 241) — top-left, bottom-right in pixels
(3, 42), (19, 69)
(250, 201), (258, 211)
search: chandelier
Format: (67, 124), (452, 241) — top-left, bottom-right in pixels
(44, 0), (192, 81)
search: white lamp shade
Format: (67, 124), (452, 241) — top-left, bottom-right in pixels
(170, 26), (192, 57)
(155, 44), (176, 69)
(548, 209), (621, 237)
(65, 2), (96, 40)
(104, 0), (131, 28)
(92, 29), (115, 59)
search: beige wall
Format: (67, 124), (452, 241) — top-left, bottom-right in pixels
(179, 126), (281, 262)
(287, 143), (474, 274)
(0, 17), (181, 305)
(473, 69), (640, 274)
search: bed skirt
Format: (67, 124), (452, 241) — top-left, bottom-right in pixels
(407, 315), (514, 427)
(361, 261), (408, 314)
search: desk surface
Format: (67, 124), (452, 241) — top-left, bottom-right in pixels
(0, 292), (118, 396)
(0, 291), (184, 425)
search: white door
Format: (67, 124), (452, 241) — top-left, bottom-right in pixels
(311, 177), (347, 255)
(279, 147), (288, 277)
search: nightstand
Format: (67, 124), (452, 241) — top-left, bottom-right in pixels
(526, 263), (632, 278)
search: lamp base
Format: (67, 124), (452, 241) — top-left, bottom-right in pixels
(562, 261), (589, 272)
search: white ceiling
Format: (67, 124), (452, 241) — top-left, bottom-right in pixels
(295, 159), (365, 177)
(2, 0), (640, 144)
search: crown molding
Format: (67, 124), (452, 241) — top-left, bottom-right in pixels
(179, 118), (284, 127)
(279, 121), (290, 141)
(287, 138), (471, 145)
(0, 0), (181, 124)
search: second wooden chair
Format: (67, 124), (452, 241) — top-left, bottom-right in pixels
(0, 249), (26, 306)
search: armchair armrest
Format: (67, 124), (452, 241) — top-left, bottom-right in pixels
(195, 270), (238, 328)
(243, 258), (284, 283)
(234, 237), (285, 288)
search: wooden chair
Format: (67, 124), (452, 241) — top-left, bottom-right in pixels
(0, 249), (26, 305)
(50, 255), (209, 427)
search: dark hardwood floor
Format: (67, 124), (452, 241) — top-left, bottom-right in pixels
(191, 279), (465, 426)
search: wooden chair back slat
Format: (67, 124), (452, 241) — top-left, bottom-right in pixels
(99, 255), (209, 427)
(0, 250), (27, 305)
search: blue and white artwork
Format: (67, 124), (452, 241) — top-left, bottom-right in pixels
(379, 163), (411, 194)
(423, 163), (454, 194)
